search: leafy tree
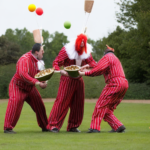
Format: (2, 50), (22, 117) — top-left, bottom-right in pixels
(4, 28), (69, 68)
(15, 28), (35, 54)
(0, 35), (20, 65)
(116, 0), (150, 83)
(42, 30), (51, 43)
(5, 28), (35, 54)
(43, 31), (69, 68)
(88, 38), (103, 61)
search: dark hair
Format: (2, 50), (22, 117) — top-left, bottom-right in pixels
(32, 43), (42, 53)
(104, 49), (114, 55)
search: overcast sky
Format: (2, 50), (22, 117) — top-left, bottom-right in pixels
(0, 0), (122, 41)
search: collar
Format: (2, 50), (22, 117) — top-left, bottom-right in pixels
(65, 41), (93, 60)
(104, 50), (114, 56)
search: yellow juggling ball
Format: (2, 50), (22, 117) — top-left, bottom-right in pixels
(28, 4), (36, 12)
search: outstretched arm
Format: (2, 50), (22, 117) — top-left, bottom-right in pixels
(79, 56), (109, 77)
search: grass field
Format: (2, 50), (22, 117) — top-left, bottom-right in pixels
(0, 101), (150, 150)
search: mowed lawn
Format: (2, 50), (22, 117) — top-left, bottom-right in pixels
(0, 101), (150, 150)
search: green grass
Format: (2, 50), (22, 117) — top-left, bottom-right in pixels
(0, 102), (150, 150)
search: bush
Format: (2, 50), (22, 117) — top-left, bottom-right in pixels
(36, 75), (106, 99)
(1, 64), (150, 100)
(0, 64), (16, 98)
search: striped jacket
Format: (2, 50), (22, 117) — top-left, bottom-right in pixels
(85, 52), (126, 84)
(12, 51), (39, 92)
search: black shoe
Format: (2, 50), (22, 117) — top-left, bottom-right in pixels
(87, 128), (100, 133)
(116, 125), (126, 133)
(50, 127), (59, 133)
(42, 128), (51, 132)
(109, 125), (126, 133)
(4, 130), (16, 134)
(68, 128), (81, 132)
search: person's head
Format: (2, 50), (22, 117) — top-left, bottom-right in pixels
(75, 34), (87, 55)
(104, 45), (114, 55)
(32, 43), (44, 60)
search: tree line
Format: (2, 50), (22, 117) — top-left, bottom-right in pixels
(91, 0), (150, 84)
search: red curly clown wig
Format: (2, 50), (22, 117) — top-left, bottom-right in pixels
(75, 34), (87, 55)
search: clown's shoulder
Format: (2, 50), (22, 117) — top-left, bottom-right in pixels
(64, 41), (93, 60)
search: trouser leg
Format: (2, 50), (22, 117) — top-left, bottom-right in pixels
(103, 109), (123, 130)
(4, 82), (26, 130)
(103, 81), (129, 130)
(48, 76), (75, 130)
(27, 87), (48, 129)
(91, 80), (128, 131)
(90, 106), (107, 131)
(67, 78), (84, 131)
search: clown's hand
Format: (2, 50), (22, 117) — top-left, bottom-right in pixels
(60, 70), (69, 77)
(80, 64), (90, 72)
(36, 82), (47, 89)
(40, 82), (47, 89)
(78, 71), (85, 76)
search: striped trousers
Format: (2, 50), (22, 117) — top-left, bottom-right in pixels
(47, 75), (84, 131)
(90, 78), (128, 131)
(4, 80), (48, 130)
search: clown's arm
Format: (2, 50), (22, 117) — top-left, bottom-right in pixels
(80, 54), (97, 71)
(79, 55), (109, 77)
(53, 47), (69, 76)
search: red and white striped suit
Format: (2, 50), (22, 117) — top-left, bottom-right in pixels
(4, 51), (48, 130)
(85, 52), (128, 131)
(47, 47), (97, 131)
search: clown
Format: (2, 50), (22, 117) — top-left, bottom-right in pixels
(79, 45), (129, 133)
(4, 43), (49, 133)
(47, 34), (97, 132)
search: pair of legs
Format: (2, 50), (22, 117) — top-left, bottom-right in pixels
(90, 79), (128, 131)
(4, 81), (48, 131)
(47, 76), (84, 131)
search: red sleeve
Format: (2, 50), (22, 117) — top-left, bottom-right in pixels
(85, 56), (109, 76)
(85, 54), (97, 67)
(52, 47), (68, 70)
(18, 59), (39, 85)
